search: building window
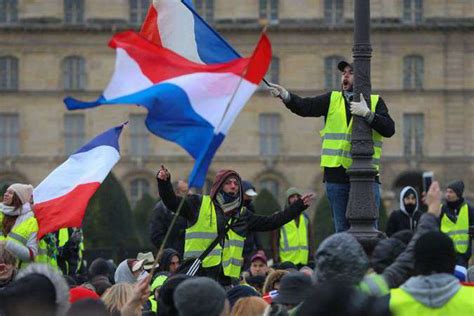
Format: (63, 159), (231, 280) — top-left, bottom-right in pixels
(403, 0), (423, 24)
(62, 56), (86, 91)
(259, 0), (278, 23)
(403, 55), (423, 90)
(0, 56), (18, 91)
(0, 0), (18, 23)
(403, 113), (424, 156)
(325, 55), (344, 90)
(130, 178), (150, 206)
(324, 0), (343, 25)
(130, 114), (149, 156)
(259, 178), (280, 199)
(130, 0), (150, 24)
(259, 113), (281, 156)
(0, 113), (19, 157)
(268, 56), (280, 84)
(64, 0), (84, 24)
(64, 114), (85, 155)
(193, 0), (214, 22)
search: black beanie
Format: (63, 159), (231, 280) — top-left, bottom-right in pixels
(414, 231), (456, 275)
(447, 180), (464, 198)
(371, 238), (407, 274)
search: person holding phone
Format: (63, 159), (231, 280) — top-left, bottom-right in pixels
(268, 61), (395, 232)
(440, 180), (474, 268)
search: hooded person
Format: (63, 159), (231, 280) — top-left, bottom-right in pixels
(114, 259), (146, 284)
(0, 263), (70, 316)
(0, 183), (38, 267)
(271, 188), (313, 268)
(156, 166), (315, 286)
(158, 248), (181, 274)
(388, 231), (474, 315)
(385, 186), (422, 237)
(441, 180), (474, 268)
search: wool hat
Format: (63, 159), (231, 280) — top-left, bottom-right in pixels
(69, 286), (100, 303)
(414, 231), (456, 275)
(272, 272), (312, 305)
(173, 277), (227, 316)
(7, 183), (34, 204)
(447, 180), (464, 198)
(226, 285), (259, 307)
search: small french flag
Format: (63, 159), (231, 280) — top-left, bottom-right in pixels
(33, 124), (124, 239)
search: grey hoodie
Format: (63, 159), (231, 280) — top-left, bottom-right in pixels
(114, 259), (137, 284)
(400, 273), (460, 308)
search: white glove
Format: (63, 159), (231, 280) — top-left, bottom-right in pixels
(268, 83), (290, 102)
(350, 93), (371, 118)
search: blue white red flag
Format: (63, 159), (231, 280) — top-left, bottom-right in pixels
(64, 31), (271, 187)
(140, 0), (240, 64)
(33, 124), (124, 239)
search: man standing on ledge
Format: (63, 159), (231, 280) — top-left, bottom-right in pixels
(269, 61), (395, 232)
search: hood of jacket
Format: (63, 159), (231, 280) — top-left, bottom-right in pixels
(313, 233), (369, 286)
(400, 273), (461, 308)
(399, 186), (419, 216)
(159, 248), (180, 272)
(114, 259), (137, 284)
(285, 187), (302, 207)
(209, 169), (243, 209)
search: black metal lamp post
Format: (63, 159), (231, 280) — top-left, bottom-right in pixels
(346, 0), (384, 253)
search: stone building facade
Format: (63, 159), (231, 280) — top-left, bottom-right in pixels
(1, 0), (473, 212)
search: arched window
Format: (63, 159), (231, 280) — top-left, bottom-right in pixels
(259, 178), (280, 200)
(324, 55), (344, 90)
(0, 113), (19, 157)
(130, 178), (150, 207)
(0, 56), (18, 91)
(403, 55), (423, 90)
(62, 56), (86, 91)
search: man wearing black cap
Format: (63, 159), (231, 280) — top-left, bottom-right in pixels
(268, 61), (395, 232)
(441, 180), (474, 267)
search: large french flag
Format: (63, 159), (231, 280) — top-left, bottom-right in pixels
(64, 31), (271, 188)
(33, 125), (124, 239)
(140, 0), (240, 64)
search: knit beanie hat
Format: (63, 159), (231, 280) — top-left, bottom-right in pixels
(7, 183), (34, 204)
(174, 277), (227, 316)
(447, 180), (464, 198)
(414, 231), (456, 275)
(226, 285), (259, 307)
(69, 286), (100, 303)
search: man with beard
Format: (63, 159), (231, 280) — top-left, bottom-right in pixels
(268, 61), (395, 232)
(156, 166), (314, 286)
(441, 180), (474, 267)
(386, 186), (422, 237)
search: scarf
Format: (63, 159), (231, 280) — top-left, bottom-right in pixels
(216, 191), (241, 214)
(0, 203), (31, 216)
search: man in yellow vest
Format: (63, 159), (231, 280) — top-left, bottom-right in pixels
(156, 165), (315, 286)
(272, 188), (313, 268)
(388, 231), (474, 316)
(441, 180), (473, 268)
(268, 61), (395, 232)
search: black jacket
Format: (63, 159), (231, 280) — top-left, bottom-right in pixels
(386, 210), (422, 237)
(150, 201), (187, 256)
(242, 202), (263, 256)
(157, 177), (308, 285)
(440, 199), (474, 267)
(284, 91), (395, 183)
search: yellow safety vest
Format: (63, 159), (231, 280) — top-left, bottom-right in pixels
(390, 286), (474, 316)
(35, 238), (54, 267)
(358, 273), (389, 297)
(279, 213), (309, 265)
(184, 195), (245, 278)
(441, 203), (470, 254)
(58, 228), (85, 274)
(320, 91), (383, 170)
(0, 211), (38, 269)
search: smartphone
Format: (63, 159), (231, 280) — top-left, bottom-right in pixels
(422, 171), (434, 193)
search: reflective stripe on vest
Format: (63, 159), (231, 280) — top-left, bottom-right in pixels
(279, 213), (309, 265)
(441, 203), (470, 254)
(389, 286), (474, 316)
(183, 195), (245, 278)
(358, 273), (389, 297)
(320, 91), (383, 170)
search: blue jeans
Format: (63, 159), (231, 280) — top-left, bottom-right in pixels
(326, 182), (380, 233)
